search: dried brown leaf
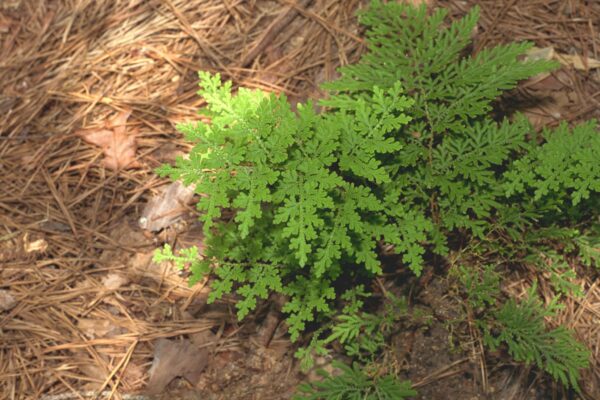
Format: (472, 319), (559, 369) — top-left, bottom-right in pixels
(556, 53), (600, 70)
(139, 181), (196, 232)
(77, 318), (122, 339)
(527, 46), (600, 71)
(101, 273), (129, 290)
(524, 70), (572, 91)
(0, 290), (16, 311)
(75, 109), (140, 170)
(146, 338), (209, 394)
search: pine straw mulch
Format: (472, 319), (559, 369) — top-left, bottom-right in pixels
(0, 1), (365, 398)
(0, 0), (599, 399)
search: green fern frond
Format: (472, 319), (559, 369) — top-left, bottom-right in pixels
(484, 285), (590, 390)
(574, 226), (600, 268)
(294, 361), (416, 400)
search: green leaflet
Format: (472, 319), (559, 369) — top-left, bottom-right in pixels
(504, 120), (600, 205)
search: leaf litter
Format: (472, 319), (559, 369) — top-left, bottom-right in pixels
(75, 108), (140, 170)
(146, 338), (210, 394)
(139, 181), (196, 232)
(0, 290), (17, 311)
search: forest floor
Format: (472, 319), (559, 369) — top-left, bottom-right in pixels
(1, 0), (599, 399)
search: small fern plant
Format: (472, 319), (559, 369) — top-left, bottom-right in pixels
(456, 266), (590, 391)
(295, 289), (411, 372)
(293, 361), (416, 400)
(321, 0), (600, 264)
(483, 284), (590, 391)
(321, 1), (597, 388)
(155, 71), (415, 340)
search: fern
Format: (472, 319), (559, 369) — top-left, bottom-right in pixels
(295, 332), (331, 373)
(153, 244), (208, 283)
(157, 72), (414, 340)
(323, 7), (598, 390)
(323, 1), (561, 250)
(455, 264), (589, 390)
(574, 225), (600, 268)
(483, 285), (590, 391)
(294, 291), (410, 371)
(325, 292), (408, 362)
(456, 264), (501, 309)
(504, 121), (600, 205)
(155, 1), (599, 390)
(293, 361), (416, 400)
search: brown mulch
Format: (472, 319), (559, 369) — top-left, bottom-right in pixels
(0, 1), (365, 398)
(1, 0), (599, 399)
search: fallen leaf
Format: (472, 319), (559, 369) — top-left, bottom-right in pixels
(523, 47), (555, 85)
(526, 46), (600, 71)
(525, 46), (555, 63)
(139, 181), (196, 232)
(556, 53), (600, 70)
(146, 338), (209, 394)
(122, 362), (145, 390)
(521, 91), (570, 129)
(101, 273), (129, 290)
(0, 290), (16, 311)
(23, 238), (48, 254)
(77, 318), (122, 339)
(76, 108), (140, 170)
(524, 69), (572, 91)
(0, 13), (14, 33)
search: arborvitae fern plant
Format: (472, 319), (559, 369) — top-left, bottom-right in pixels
(321, 1), (599, 266)
(457, 265), (590, 391)
(294, 288), (413, 372)
(155, 0), (599, 392)
(293, 360), (416, 400)
(321, 1), (597, 389)
(485, 285), (590, 391)
(155, 72), (415, 340)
